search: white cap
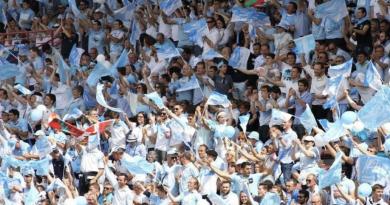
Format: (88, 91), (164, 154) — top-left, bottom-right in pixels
(248, 131), (260, 141)
(126, 134), (137, 142)
(34, 130), (46, 137)
(167, 148), (178, 155)
(303, 135), (315, 142)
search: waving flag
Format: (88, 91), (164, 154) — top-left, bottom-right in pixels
(318, 119), (333, 131)
(202, 49), (224, 60)
(206, 91), (231, 107)
(88, 134), (100, 150)
(271, 109), (293, 125)
(0, 6), (7, 26)
(63, 108), (83, 121)
(68, 0), (86, 19)
(356, 155), (390, 185)
(28, 157), (51, 176)
(156, 41), (181, 60)
(52, 47), (71, 83)
(318, 152), (343, 189)
(96, 83), (124, 113)
(69, 44), (84, 68)
(322, 75), (343, 109)
(207, 193), (225, 205)
(328, 59), (353, 77)
(358, 86), (390, 131)
(48, 114), (85, 137)
(14, 84), (32, 95)
(111, 49), (129, 69)
(129, 19), (140, 46)
(114, 3), (136, 21)
(86, 63), (112, 87)
(299, 104), (317, 134)
(239, 114), (250, 133)
(183, 19), (208, 47)
(46, 178), (66, 192)
(121, 156), (154, 174)
(145, 92), (165, 109)
(363, 61), (382, 91)
(231, 6), (269, 24)
(35, 136), (53, 159)
(176, 75), (201, 92)
(85, 120), (115, 134)
(0, 63), (21, 80)
(159, 0), (183, 16)
(315, 0), (348, 22)
(294, 34), (315, 54)
(322, 119), (346, 143)
(229, 47), (251, 69)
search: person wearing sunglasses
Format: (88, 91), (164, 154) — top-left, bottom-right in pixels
(98, 182), (113, 205)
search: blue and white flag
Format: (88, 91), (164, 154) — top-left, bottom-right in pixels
(86, 63), (112, 87)
(239, 114), (250, 133)
(121, 156), (154, 174)
(318, 119), (333, 131)
(69, 44), (84, 68)
(68, 0), (86, 19)
(0, 7), (7, 26)
(356, 155), (390, 185)
(231, 6), (269, 24)
(156, 41), (181, 60)
(318, 152), (343, 189)
(129, 19), (140, 46)
(52, 47), (70, 83)
(271, 109), (293, 124)
(24, 187), (39, 205)
(159, 0), (183, 16)
(183, 19), (208, 47)
(328, 59), (353, 78)
(88, 134), (100, 150)
(364, 61), (382, 91)
(114, 3), (136, 21)
(201, 49), (223, 60)
(229, 47), (251, 69)
(14, 84), (32, 95)
(111, 49), (129, 69)
(28, 157), (51, 176)
(322, 75), (343, 109)
(293, 34), (315, 54)
(260, 192), (281, 205)
(0, 63), (21, 80)
(299, 104), (317, 134)
(322, 119), (346, 143)
(96, 83), (124, 113)
(315, 0), (348, 22)
(145, 92), (165, 109)
(358, 86), (390, 131)
(176, 75), (201, 92)
(63, 108), (83, 121)
(35, 136), (52, 159)
(46, 178), (66, 192)
(206, 91), (230, 107)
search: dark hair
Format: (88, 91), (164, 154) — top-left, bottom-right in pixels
(357, 7), (367, 16)
(8, 109), (19, 117)
(298, 190), (310, 199)
(260, 85), (271, 92)
(271, 124), (283, 132)
(298, 79), (309, 88)
(259, 181), (273, 191)
(372, 184), (384, 192)
(241, 161), (251, 168)
(45, 94), (56, 104)
(72, 85), (84, 96)
(270, 86), (281, 95)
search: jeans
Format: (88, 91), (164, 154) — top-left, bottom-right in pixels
(280, 162), (294, 184)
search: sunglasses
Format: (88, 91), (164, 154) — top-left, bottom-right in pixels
(160, 113), (167, 116)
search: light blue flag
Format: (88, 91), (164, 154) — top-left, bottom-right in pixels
(156, 41), (181, 60)
(322, 119), (345, 143)
(231, 6), (270, 24)
(207, 193), (225, 205)
(356, 155), (390, 185)
(112, 49), (129, 69)
(0, 7), (7, 26)
(318, 152), (343, 189)
(24, 187), (39, 205)
(14, 84), (32, 95)
(145, 92), (165, 109)
(299, 104), (317, 134)
(63, 108), (83, 121)
(328, 59), (353, 78)
(229, 47), (241, 68)
(201, 49), (223, 60)
(231, 6), (248, 22)
(176, 75), (201, 92)
(239, 114), (250, 133)
(206, 91), (231, 107)
(358, 86), (390, 131)
(0, 63), (21, 80)
(35, 136), (52, 159)
(2, 156), (24, 168)
(315, 0), (348, 22)
(271, 109), (293, 124)
(318, 119), (333, 131)
(96, 83), (124, 113)
(159, 0), (183, 16)
(122, 156), (154, 174)
(294, 34), (315, 54)
(364, 61), (382, 91)
(183, 19), (208, 47)
(69, 44), (84, 68)
(322, 75), (343, 109)
(260, 192), (281, 205)
(57, 57), (70, 83)
(28, 157), (51, 176)
(46, 178), (66, 192)
(129, 19), (140, 46)
(86, 63), (112, 87)
(88, 134), (100, 150)
(114, 3), (136, 21)
(68, 0), (86, 19)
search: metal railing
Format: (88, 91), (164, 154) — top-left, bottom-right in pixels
(0, 29), (56, 48)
